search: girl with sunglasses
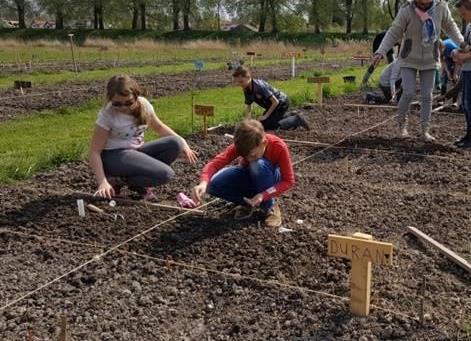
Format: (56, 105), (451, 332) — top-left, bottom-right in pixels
(89, 75), (198, 200)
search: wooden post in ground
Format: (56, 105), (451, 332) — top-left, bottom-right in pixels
(246, 51), (256, 67)
(327, 232), (394, 316)
(58, 315), (68, 341)
(193, 105), (215, 138)
(307, 76), (330, 108)
(67, 34), (78, 74)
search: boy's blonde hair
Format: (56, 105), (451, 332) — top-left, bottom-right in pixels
(234, 119), (265, 157)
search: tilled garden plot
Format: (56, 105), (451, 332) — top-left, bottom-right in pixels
(0, 100), (469, 340)
(0, 61), (328, 122)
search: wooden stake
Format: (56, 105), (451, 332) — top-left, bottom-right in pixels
(350, 232), (373, 316)
(406, 226), (471, 273)
(193, 104), (215, 138)
(328, 232), (394, 316)
(58, 315), (67, 341)
(68, 34), (78, 74)
(308, 77), (330, 108)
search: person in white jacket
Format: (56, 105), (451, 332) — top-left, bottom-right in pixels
(373, 0), (464, 142)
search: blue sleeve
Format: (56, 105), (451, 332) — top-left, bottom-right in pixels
(257, 80), (275, 100)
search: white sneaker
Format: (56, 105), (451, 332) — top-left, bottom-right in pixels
(399, 127), (409, 138)
(422, 131), (436, 142)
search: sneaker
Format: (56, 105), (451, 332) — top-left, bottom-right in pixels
(421, 131), (436, 142)
(454, 136), (468, 146)
(264, 203), (282, 228)
(142, 188), (158, 201)
(297, 113), (311, 130)
(233, 206), (255, 220)
(399, 126), (409, 138)
(457, 138), (471, 148)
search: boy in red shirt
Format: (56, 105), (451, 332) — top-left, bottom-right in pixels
(192, 119), (295, 228)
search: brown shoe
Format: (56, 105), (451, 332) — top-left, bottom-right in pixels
(264, 203), (282, 228)
(233, 206), (255, 220)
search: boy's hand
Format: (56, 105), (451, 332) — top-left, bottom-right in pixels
(243, 193), (264, 207)
(371, 53), (383, 67)
(192, 182), (208, 205)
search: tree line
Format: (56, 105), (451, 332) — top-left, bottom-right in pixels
(0, 0), (408, 33)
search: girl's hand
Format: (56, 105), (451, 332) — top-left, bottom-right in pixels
(183, 142), (198, 165)
(95, 180), (115, 199)
(243, 193), (264, 207)
(192, 182), (208, 205)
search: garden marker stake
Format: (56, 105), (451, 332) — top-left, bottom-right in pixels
(67, 34), (78, 74)
(328, 232), (394, 316)
(307, 77), (330, 108)
(193, 104), (215, 138)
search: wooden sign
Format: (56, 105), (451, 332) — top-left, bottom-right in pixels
(351, 56), (370, 66)
(14, 80), (32, 89)
(328, 232), (394, 316)
(194, 105), (214, 117)
(246, 51), (256, 66)
(193, 104), (215, 137)
(307, 77), (330, 107)
(307, 76), (330, 84)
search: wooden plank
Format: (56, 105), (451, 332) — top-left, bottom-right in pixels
(406, 226), (471, 273)
(193, 105), (215, 117)
(246, 51), (256, 56)
(350, 232), (372, 316)
(307, 76), (330, 84)
(328, 234), (394, 265)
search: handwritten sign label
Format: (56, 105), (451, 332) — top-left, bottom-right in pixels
(307, 76), (330, 84)
(328, 234), (393, 265)
(328, 232), (394, 316)
(194, 105), (214, 117)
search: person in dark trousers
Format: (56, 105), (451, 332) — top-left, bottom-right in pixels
(452, 0), (471, 148)
(232, 66), (310, 132)
(88, 75), (198, 200)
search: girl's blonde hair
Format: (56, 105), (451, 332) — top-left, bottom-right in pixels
(106, 75), (148, 125)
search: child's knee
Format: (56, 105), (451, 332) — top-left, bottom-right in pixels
(249, 158), (273, 175)
(157, 167), (175, 185)
(167, 136), (184, 154)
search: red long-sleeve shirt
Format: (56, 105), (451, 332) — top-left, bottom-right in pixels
(200, 134), (295, 201)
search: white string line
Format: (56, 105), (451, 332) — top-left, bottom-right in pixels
(0, 228), (416, 321)
(293, 114), (398, 166)
(0, 198), (219, 312)
(283, 138), (471, 162)
(0, 115), (396, 312)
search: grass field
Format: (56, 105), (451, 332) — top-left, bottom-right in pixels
(0, 56), (345, 89)
(0, 65), (382, 184)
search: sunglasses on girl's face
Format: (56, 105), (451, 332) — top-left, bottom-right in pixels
(112, 99), (135, 107)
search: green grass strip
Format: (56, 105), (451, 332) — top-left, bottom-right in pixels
(0, 65), (383, 184)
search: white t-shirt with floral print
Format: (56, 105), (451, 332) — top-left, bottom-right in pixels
(96, 96), (154, 150)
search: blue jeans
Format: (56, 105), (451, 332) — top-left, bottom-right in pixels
(207, 158), (281, 210)
(461, 71), (471, 136)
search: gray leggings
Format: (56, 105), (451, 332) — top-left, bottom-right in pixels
(398, 67), (435, 127)
(101, 136), (183, 190)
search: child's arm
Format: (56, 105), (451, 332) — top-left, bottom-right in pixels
(245, 104), (252, 119)
(147, 112), (198, 164)
(259, 95), (279, 121)
(192, 145), (238, 204)
(262, 146), (295, 201)
(88, 126), (114, 198)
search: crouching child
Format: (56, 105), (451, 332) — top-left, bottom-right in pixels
(192, 119), (295, 228)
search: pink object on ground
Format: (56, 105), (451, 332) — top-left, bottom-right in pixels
(176, 192), (197, 209)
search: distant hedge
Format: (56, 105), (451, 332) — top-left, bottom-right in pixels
(0, 28), (375, 46)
